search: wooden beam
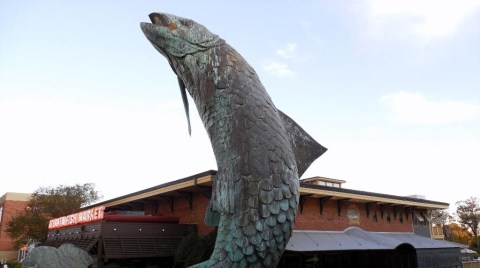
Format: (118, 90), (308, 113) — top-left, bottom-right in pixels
(177, 191), (193, 210)
(365, 202), (377, 218)
(158, 196), (175, 212)
(299, 195), (312, 214)
(392, 205), (400, 220)
(319, 197), (331, 215)
(300, 187), (448, 210)
(194, 185), (212, 199)
(380, 204), (386, 219)
(337, 199), (350, 216)
(404, 207), (411, 221)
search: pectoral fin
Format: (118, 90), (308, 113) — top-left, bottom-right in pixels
(205, 199), (221, 226)
(178, 77), (192, 136)
(162, 57), (192, 136)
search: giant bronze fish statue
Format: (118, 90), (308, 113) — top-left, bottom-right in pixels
(141, 13), (326, 268)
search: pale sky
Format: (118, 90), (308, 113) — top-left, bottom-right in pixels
(1, 1), (479, 212)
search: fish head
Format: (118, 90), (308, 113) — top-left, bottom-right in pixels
(141, 13), (223, 59)
(141, 13), (225, 135)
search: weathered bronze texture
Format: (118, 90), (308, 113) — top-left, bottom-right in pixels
(21, 243), (93, 268)
(141, 13), (326, 267)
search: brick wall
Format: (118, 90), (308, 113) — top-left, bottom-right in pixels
(0, 199), (29, 256)
(295, 198), (413, 232)
(155, 192), (215, 236)
(154, 193), (414, 236)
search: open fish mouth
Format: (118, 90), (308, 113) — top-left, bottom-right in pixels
(148, 13), (193, 31)
(149, 13), (173, 28)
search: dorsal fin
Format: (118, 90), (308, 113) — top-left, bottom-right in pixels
(278, 110), (327, 177)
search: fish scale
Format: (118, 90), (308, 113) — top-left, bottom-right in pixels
(141, 12), (326, 267)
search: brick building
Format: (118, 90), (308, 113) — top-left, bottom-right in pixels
(0, 192), (31, 262)
(44, 170), (461, 267)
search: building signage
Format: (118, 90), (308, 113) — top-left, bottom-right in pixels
(48, 206), (105, 229)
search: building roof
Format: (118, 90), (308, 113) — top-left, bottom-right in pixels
(301, 176), (346, 185)
(83, 170), (448, 211)
(286, 227), (460, 252)
(84, 170), (217, 209)
(0, 192), (31, 203)
(299, 183), (448, 209)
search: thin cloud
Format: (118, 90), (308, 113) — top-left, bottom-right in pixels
(381, 91), (480, 125)
(263, 43), (299, 78)
(262, 60), (296, 79)
(364, 0), (480, 42)
(276, 43), (297, 59)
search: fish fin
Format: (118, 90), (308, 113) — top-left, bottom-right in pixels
(204, 199), (221, 226)
(178, 77), (192, 136)
(205, 170), (235, 226)
(278, 110), (327, 177)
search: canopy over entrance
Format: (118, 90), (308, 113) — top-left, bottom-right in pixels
(286, 227), (459, 252)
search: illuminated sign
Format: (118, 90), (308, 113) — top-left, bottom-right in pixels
(48, 206), (105, 229)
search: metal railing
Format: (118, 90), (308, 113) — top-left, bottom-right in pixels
(463, 261), (480, 268)
(431, 226), (445, 239)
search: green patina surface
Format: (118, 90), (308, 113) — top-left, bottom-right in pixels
(141, 13), (326, 268)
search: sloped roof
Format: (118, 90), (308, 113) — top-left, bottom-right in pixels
(286, 227), (460, 252)
(299, 183), (448, 209)
(83, 170), (448, 211)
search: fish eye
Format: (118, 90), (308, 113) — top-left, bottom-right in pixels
(168, 23), (177, 30)
(180, 19), (193, 27)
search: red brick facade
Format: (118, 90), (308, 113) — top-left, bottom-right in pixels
(294, 198), (413, 233)
(78, 171), (446, 243)
(0, 193), (30, 261)
(152, 192), (216, 236)
(145, 191), (415, 236)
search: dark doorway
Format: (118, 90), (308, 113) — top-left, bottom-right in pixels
(395, 243), (417, 268)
